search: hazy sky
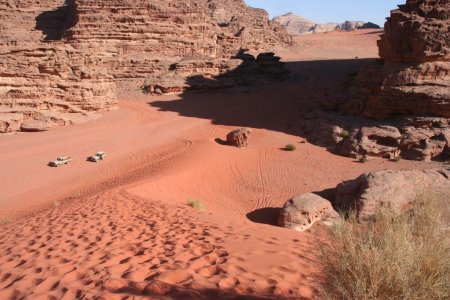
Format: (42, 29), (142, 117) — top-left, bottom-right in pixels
(244, 0), (402, 27)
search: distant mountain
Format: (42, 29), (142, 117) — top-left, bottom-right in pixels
(273, 13), (380, 35)
(273, 12), (316, 35)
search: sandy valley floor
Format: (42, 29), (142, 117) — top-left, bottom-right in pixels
(0, 30), (443, 299)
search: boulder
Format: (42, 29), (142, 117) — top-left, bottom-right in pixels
(335, 168), (450, 221)
(226, 128), (252, 148)
(20, 120), (52, 132)
(278, 193), (339, 232)
(342, 125), (402, 159)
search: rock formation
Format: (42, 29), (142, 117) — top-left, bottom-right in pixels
(278, 193), (339, 232)
(274, 13), (380, 35)
(226, 127), (252, 148)
(0, 0), (291, 133)
(272, 13), (316, 35)
(374, 0), (450, 118)
(299, 0), (450, 162)
(0, 0), (117, 133)
(335, 168), (450, 221)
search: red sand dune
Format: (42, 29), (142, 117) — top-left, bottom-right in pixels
(0, 30), (443, 299)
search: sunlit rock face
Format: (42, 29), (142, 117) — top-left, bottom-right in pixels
(374, 0), (450, 118)
(297, 1), (450, 162)
(0, 0), (291, 133)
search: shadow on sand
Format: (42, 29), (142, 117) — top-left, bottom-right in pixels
(149, 58), (375, 138)
(147, 58), (375, 226)
(246, 208), (281, 226)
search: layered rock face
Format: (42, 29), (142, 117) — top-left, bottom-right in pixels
(0, 0), (117, 133)
(299, 0), (450, 162)
(374, 0), (450, 118)
(0, 0), (291, 133)
(65, 0), (291, 89)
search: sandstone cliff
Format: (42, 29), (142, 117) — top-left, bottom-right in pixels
(375, 0), (450, 118)
(299, 0), (450, 162)
(0, 0), (291, 133)
(339, 0), (450, 161)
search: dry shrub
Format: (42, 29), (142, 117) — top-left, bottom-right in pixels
(284, 144), (297, 151)
(187, 199), (204, 210)
(317, 193), (450, 300)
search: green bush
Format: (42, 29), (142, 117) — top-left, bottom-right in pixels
(339, 130), (350, 139)
(317, 194), (450, 300)
(284, 144), (296, 151)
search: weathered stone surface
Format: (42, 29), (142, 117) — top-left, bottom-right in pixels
(0, 0), (117, 133)
(0, 113), (23, 133)
(335, 168), (450, 221)
(299, 111), (450, 161)
(0, 0), (291, 133)
(373, 0), (450, 118)
(65, 0), (292, 85)
(226, 128), (252, 148)
(342, 125), (402, 160)
(273, 13), (316, 35)
(298, 1), (450, 162)
(278, 193), (339, 232)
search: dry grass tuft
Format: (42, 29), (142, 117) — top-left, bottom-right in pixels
(317, 194), (450, 300)
(187, 199), (204, 210)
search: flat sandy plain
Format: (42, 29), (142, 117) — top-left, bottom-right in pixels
(0, 30), (443, 299)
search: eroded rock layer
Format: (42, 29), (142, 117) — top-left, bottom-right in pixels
(299, 0), (450, 162)
(0, 0), (291, 133)
(374, 0), (450, 118)
(0, 0), (116, 132)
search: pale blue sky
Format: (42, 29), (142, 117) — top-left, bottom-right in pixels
(244, 0), (402, 27)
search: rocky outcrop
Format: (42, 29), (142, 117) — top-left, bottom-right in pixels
(298, 1), (450, 162)
(335, 168), (450, 221)
(299, 111), (450, 161)
(273, 13), (316, 35)
(274, 13), (380, 35)
(0, 0), (291, 133)
(0, 0), (117, 133)
(373, 0), (450, 118)
(65, 0), (291, 87)
(141, 52), (288, 94)
(226, 127), (252, 148)
(278, 193), (339, 232)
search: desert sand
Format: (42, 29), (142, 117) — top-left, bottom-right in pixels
(0, 30), (443, 299)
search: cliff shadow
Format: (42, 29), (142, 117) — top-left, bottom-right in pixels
(35, 0), (76, 41)
(148, 57), (378, 140)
